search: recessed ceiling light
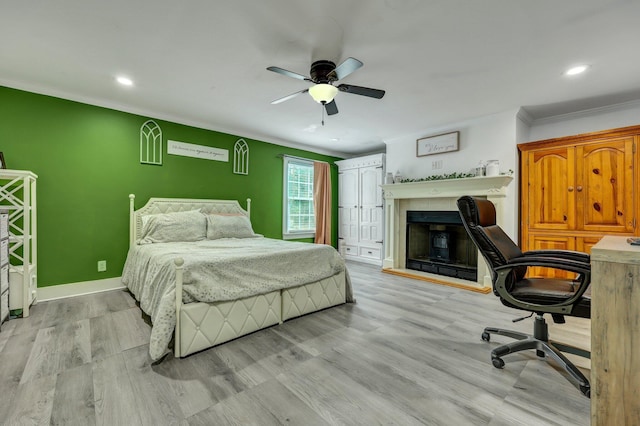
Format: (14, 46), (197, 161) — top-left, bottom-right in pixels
(116, 76), (133, 86)
(565, 65), (588, 76)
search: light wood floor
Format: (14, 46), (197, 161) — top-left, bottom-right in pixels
(0, 261), (591, 425)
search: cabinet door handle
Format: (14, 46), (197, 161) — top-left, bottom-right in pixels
(576, 186), (583, 192)
(568, 186), (574, 192)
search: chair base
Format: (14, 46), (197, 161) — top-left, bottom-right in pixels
(482, 315), (591, 398)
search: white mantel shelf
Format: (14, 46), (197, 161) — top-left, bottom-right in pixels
(381, 175), (513, 200)
(381, 174), (514, 291)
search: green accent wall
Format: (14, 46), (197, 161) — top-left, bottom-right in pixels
(0, 86), (342, 287)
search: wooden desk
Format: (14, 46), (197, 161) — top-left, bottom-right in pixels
(590, 236), (640, 425)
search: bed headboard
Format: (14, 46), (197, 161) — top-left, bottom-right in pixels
(129, 194), (251, 247)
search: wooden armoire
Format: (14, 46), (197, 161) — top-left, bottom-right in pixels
(519, 125), (639, 277)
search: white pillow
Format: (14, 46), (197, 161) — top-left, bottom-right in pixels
(206, 214), (256, 239)
(138, 210), (206, 244)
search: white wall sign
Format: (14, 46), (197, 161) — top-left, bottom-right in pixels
(416, 131), (459, 157)
(167, 140), (229, 162)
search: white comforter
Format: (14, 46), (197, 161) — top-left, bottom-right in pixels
(121, 237), (351, 360)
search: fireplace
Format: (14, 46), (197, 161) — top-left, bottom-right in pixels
(380, 175), (513, 291)
(405, 211), (477, 281)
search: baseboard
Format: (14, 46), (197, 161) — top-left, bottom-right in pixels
(36, 277), (125, 302)
(382, 268), (492, 294)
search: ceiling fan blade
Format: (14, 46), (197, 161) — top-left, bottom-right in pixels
(325, 100), (339, 115)
(271, 89), (309, 104)
(338, 84), (385, 99)
(331, 57), (363, 80)
(266, 66), (311, 82)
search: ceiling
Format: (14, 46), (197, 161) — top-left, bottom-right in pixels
(2, 0), (640, 157)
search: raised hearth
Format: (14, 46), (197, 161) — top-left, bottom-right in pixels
(381, 175), (513, 291)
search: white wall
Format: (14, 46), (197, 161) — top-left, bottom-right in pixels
(526, 100), (640, 142)
(384, 109), (520, 239)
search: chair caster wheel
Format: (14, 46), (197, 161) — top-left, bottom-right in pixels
(481, 331), (490, 342)
(492, 357), (505, 369)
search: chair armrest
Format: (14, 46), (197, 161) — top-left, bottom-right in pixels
(498, 255), (590, 276)
(523, 249), (590, 264)
(493, 256), (591, 314)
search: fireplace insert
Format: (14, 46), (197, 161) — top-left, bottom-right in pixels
(406, 210), (477, 281)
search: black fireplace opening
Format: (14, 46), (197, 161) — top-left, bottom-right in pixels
(406, 210), (478, 282)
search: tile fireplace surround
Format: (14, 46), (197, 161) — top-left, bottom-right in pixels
(381, 175), (513, 292)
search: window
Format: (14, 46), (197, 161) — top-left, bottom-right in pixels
(283, 157), (315, 239)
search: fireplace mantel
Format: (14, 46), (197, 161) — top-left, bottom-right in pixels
(381, 175), (513, 290)
(381, 175), (513, 200)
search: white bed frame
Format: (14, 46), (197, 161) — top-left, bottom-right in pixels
(129, 194), (347, 358)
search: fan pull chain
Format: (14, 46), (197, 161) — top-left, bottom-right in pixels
(321, 104), (325, 126)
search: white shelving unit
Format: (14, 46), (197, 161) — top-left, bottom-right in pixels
(0, 170), (37, 317)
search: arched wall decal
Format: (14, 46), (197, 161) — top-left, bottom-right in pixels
(233, 138), (249, 175)
(140, 120), (163, 165)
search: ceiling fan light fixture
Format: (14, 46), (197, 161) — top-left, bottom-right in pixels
(308, 83), (338, 104)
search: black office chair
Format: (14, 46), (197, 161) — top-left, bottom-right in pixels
(456, 196), (591, 397)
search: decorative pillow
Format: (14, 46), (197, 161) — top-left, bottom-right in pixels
(206, 214), (256, 239)
(138, 210), (207, 244)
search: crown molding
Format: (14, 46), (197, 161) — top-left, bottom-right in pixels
(530, 98), (640, 126)
(0, 79), (350, 159)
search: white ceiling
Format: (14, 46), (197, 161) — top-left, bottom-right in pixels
(2, 0), (640, 157)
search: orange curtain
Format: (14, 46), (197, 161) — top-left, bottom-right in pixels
(313, 161), (332, 245)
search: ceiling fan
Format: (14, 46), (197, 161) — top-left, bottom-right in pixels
(266, 57), (385, 117)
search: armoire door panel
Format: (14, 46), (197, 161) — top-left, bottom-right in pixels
(576, 235), (602, 255)
(359, 206), (383, 244)
(576, 138), (634, 233)
(338, 207), (359, 241)
(526, 234), (577, 279)
(338, 169), (358, 208)
(359, 166), (383, 207)
(527, 148), (576, 230)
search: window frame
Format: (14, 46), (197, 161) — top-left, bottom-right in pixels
(282, 157), (316, 240)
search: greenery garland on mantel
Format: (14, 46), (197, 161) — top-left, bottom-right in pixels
(398, 170), (514, 184)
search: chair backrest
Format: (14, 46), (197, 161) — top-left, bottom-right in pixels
(456, 196), (527, 289)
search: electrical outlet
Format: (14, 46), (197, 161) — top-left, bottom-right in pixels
(432, 160), (443, 170)
(97, 260), (107, 272)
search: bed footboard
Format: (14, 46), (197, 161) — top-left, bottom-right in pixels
(174, 271), (347, 358)
(176, 291), (281, 357)
(281, 270), (346, 321)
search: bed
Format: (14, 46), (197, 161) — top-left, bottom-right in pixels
(121, 195), (352, 361)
